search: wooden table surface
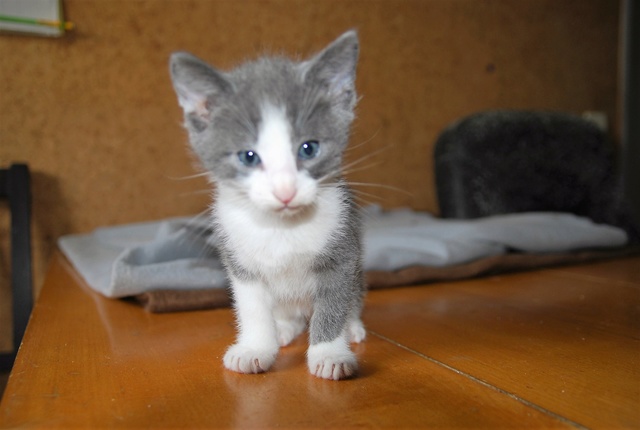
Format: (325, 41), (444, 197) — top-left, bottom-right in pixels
(1, 252), (639, 428)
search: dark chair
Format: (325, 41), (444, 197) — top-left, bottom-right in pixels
(0, 163), (34, 370)
(434, 110), (639, 242)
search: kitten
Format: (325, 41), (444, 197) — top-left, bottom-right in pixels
(169, 31), (366, 380)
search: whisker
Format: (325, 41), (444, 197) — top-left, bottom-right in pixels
(316, 156), (383, 187)
(348, 181), (414, 197)
(352, 190), (395, 210)
(164, 172), (211, 181)
(359, 205), (381, 223)
(352, 196), (378, 208)
(341, 162), (381, 177)
(345, 127), (382, 153)
(168, 209), (215, 259)
(316, 166), (345, 186)
(186, 209), (211, 225)
(341, 144), (391, 174)
(350, 188), (384, 202)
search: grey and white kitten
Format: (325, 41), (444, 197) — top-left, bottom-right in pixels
(169, 31), (366, 380)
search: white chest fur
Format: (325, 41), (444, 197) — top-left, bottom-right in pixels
(215, 185), (345, 283)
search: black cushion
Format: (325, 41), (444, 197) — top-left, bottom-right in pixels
(434, 110), (638, 242)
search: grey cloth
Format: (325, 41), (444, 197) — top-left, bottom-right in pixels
(58, 207), (628, 298)
(59, 216), (226, 298)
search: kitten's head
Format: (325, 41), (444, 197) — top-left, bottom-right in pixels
(170, 31), (359, 216)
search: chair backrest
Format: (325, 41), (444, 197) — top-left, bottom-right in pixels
(0, 163), (33, 370)
(434, 110), (638, 241)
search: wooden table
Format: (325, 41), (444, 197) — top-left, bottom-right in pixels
(1, 252), (639, 428)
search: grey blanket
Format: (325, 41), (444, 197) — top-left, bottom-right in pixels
(58, 207), (628, 298)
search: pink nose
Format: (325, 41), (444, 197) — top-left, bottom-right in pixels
(271, 171), (297, 206)
(274, 187), (297, 205)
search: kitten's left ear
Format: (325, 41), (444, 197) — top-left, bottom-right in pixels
(302, 30), (359, 109)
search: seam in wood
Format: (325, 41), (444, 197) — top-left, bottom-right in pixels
(369, 330), (590, 430)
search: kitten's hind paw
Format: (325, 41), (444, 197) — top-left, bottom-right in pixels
(223, 344), (277, 374)
(276, 318), (307, 347)
(348, 319), (366, 343)
(307, 338), (358, 381)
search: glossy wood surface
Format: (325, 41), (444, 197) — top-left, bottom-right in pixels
(1, 253), (639, 428)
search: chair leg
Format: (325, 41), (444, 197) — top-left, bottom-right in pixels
(0, 164), (33, 371)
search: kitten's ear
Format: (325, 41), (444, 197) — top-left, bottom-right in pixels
(169, 52), (233, 128)
(302, 30), (359, 109)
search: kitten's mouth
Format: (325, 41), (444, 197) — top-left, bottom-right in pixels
(277, 204), (302, 214)
(275, 202), (315, 217)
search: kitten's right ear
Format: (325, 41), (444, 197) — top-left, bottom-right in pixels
(169, 52), (233, 128)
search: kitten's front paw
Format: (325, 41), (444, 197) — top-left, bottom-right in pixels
(307, 339), (358, 381)
(223, 344), (277, 374)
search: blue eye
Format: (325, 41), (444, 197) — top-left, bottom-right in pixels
(298, 140), (320, 160)
(238, 150), (261, 167)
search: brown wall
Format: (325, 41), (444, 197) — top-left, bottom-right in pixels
(0, 0), (620, 347)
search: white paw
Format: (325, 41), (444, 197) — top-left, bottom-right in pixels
(276, 318), (307, 347)
(223, 344), (277, 374)
(348, 319), (366, 343)
(307, 337), (358, 380)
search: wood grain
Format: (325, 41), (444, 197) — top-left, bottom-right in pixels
(1, 253), (639, 428)
(364, 259), (640, 428)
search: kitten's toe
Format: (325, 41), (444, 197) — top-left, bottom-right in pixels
(348, 319), (366, 343)
(307, 338), (358, 381)
(310, 355), (358, 380)
(223, 344), (277, 374)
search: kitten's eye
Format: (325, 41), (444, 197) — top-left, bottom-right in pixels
(298, 140), (320, 160)
(238, 150), (261, 167)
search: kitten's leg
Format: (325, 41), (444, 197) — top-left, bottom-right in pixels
(223, 278), (279, 374)
(274, 303), (307, 347)
(307, 296), (358, 380)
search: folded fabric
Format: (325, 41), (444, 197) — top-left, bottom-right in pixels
(137, 246), (639, 312)
(362, 208), (629, 271)
(365, 246), (639, 289)
(59, 216), (225, 298)
(58, 207), (628, 299)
